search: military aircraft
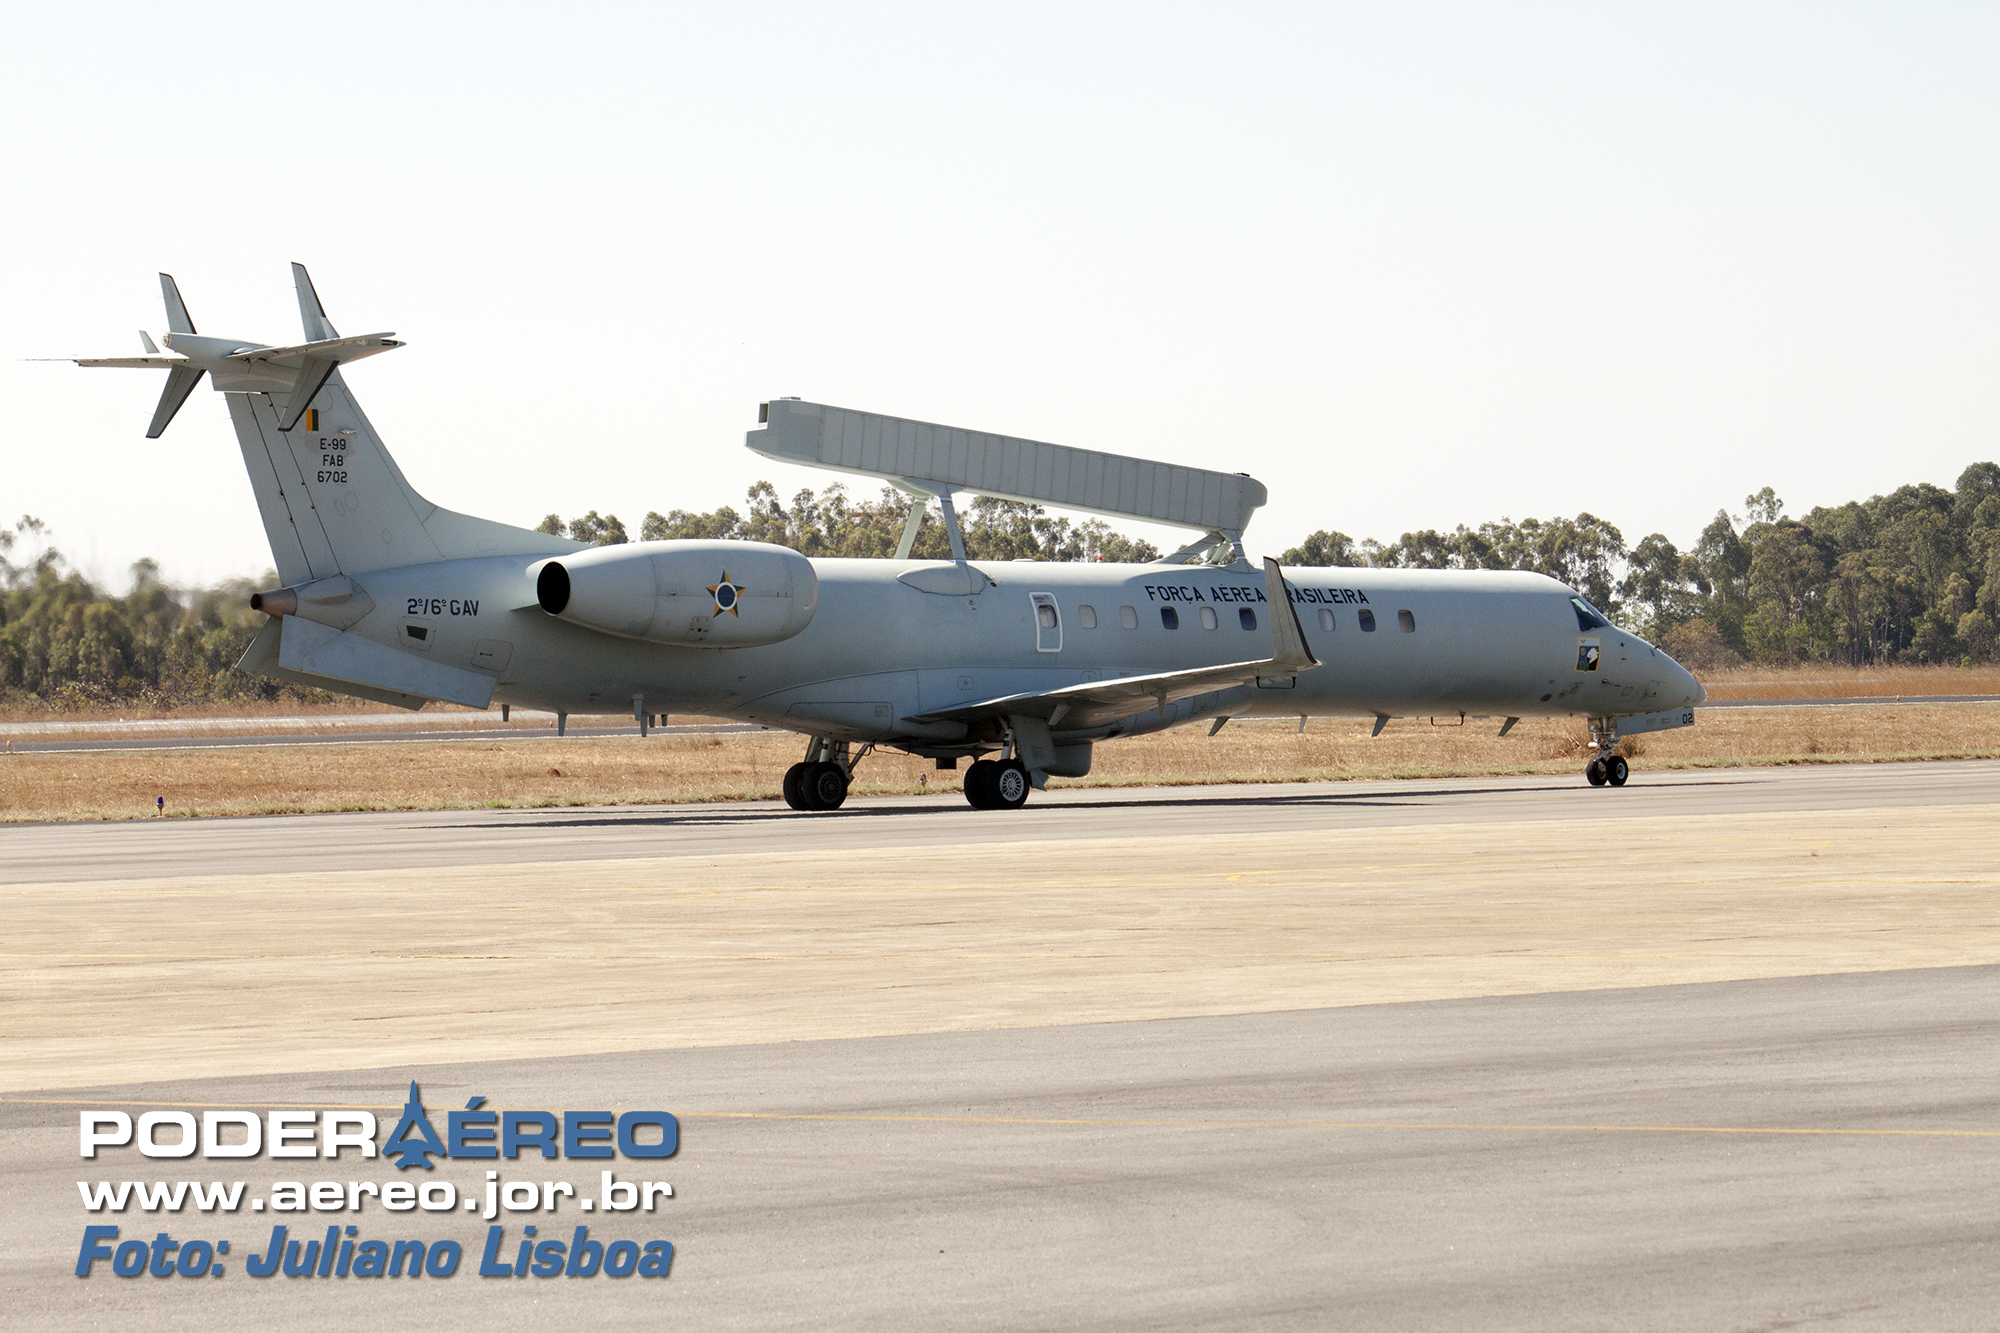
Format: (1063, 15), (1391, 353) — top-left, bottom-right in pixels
(71, 266), (1704, 810)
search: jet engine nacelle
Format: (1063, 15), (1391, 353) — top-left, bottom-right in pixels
(534, 540), (818, 648)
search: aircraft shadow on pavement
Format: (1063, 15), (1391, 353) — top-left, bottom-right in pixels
(440, 777), (1748, 833)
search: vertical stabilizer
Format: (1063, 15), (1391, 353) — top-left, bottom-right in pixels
(160, 273), (195, 334)
(292, 262), (339, 342)
(147, 367), (206, 439)
(77, 266), (582, 582)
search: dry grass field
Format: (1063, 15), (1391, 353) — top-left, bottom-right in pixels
(1697, 663), (2000, 699)
(4, 701), (2000, 822)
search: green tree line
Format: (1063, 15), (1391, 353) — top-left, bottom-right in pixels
(1276, 465), (2000, 668)
(0, 518), (312, 711)
(5, 464), (1995, 711)
(537, 481), (1163, 564)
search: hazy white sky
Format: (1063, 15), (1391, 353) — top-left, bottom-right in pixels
(3, 2), (1996, 588)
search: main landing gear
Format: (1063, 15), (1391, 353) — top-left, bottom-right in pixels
(1583, 717), (1629, 788)
(963, 757), (1031, 810)
(783, 737), (860, 811)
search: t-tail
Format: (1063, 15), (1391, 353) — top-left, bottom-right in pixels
(71, 265), (575, 585)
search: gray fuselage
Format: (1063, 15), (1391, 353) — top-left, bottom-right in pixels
(351, 553), (1703, 751)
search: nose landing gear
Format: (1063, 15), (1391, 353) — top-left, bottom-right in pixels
(1583, 717), (1631, 788)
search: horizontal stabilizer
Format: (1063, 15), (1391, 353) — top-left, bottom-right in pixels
(750, 399), (1267, 539)
(72, 354), (188, 369)
(234, 331), (401, 368)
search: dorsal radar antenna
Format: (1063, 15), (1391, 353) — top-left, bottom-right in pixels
(747, 400), (1266, 566)
(67, 264), (403, 438)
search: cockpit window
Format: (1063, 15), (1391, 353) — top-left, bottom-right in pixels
(1570, 597), (1609, 632)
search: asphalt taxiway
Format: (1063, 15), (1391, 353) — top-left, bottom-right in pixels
(5, 967), (1996, 1330)
(7, 758), (1999, 884)
(4, 760), (1997, 1328)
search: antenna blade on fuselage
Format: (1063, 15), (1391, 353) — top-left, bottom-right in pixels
(146, 366), (206, 439)
(160, 273), (195, 334)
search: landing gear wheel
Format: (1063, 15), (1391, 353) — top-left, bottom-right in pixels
(1585, 758), (1608, 787)
(805, 761), (849, 810)
(964, 759), (999, 809)
(992, 759), (1031, 809)
(782, 763), (811, 810)
(1605, 755), (1629, 787)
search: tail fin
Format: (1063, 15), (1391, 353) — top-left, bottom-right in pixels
(160, 273), (196, 334)
(78, 266), (577, 583)
(292, 262), (339, 342)
(148, 275), (206, 436)
(233, 266), (577, 581)
(229, 367), (578, 582)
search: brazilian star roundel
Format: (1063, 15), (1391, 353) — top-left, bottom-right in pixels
(707, 570), (747, 618)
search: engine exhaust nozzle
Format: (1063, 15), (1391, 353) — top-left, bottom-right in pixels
(537, 560), (571, 615)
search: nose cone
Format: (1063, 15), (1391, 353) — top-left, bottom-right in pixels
(1665, 653), (1706, 705)
(1646, 640), (1705, 705)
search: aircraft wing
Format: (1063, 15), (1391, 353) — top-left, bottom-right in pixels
(912, 558), (1319, 732)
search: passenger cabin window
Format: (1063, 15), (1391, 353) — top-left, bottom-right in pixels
(1078, 604), (1098, 629)
(1239, 608), (1257, 630)
(1030, 592), (1062, 652)
(1358, 609), (1376, 632)
(1317, 608), (1335, 632)
(1199, 606), (1218, 630)
(1398, 609), (1416, 632)
(1571, 597), (1610, 631)
(1120, 605), (1138, 629)
(1161, 607), (1180, 630)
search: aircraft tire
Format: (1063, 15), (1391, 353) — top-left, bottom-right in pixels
(806, 762), (848, 811)
(964, 759), (998, 809)
(1585, 758), (1608, 787)
(783, 763), (812, 811)
(992, 759), (1031, 809)
(1606, 755), (1629, 787)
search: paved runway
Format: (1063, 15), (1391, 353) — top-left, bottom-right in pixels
(4, 760), (1997, 1328)
(8, 758), (1999, 884)
(5, 967), (1996, 1330)
(2, 720), (760, 755)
